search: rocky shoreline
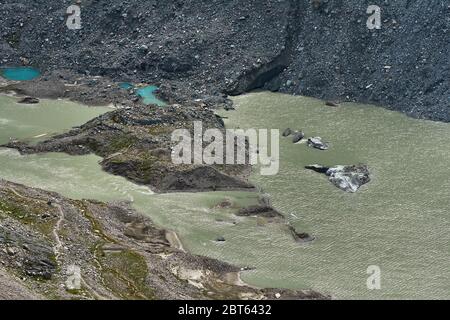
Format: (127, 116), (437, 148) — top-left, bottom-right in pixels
(0, 179), (328, 300)
(1, 75), (254, 194)
(0, 76), (323, 299)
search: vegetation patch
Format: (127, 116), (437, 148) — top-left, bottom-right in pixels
(107, 134), (139, 153)
(0, 196), (56, 238)
(99, 248), (154, 300)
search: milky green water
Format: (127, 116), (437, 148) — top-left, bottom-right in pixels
(1, 93), (449, 299)
(219, 92), (450, 299)
(0, 95), (111, 144)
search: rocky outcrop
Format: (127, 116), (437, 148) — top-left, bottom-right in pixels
(327, 165), (371, 193)
(307, 137), (329, 150)
(0, 179), (329, 300)
(3, 103), (254, 193)
(215, 236), (226, 242)
(17, 96), (39, 104)
(288, 226), (315, 244)
(237, 201), (315, 243)
(292, 131), (305, 143)
(282, 128), (293, 137)
(325, 101), (339, 107)
(0, 225), (56, 280)
(306, 164), (371, 192)
(236, 205), (284, 219)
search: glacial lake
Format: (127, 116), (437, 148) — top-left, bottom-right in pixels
(1, 93), (449, 299)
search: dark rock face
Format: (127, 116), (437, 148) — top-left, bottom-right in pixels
(292, 131), (305, 143)
(0, 0), (290, 102)
(159, 166), (253, 192)
(0, 225), (56, 280)
(1, 0), (447, 121)
(23, 257), (55, 280)
(288, 226), (315, 244)
(265, 1), (450, 122)
(305, 164), (330, 174)
(236, 205), (284, 219)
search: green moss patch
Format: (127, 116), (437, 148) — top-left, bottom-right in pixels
(99, 248), (154, 300)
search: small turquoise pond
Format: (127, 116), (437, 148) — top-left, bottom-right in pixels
(119, 83), (165, 106)
(137, 86), (165, 106)
(0, 67), (41, 81)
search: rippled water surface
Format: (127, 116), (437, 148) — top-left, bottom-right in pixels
(219, 92), (450, 299)
(1, 93), (449, 299)
(0, 95), (111, 145)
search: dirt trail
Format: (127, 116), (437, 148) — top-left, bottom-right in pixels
(5, 186), (111, 300)
(52, 203), (64, 261)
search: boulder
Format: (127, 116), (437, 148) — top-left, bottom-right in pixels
(326, 165), (371, 193)
(288, 226), (315, 243)
(237, 205), (283, 219)
(292, 131), (305, 143)
(325, 101), (339, 107)
(17, 96), (39, 104)
(305, 164), (371, 192)
(282, 128), (293, 137)
(307, 137), (329, 150)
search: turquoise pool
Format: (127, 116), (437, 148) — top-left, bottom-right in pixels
(1, 67), (41, 81)
(136, 85), (166, 106)
(119, 83), (165, 106)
